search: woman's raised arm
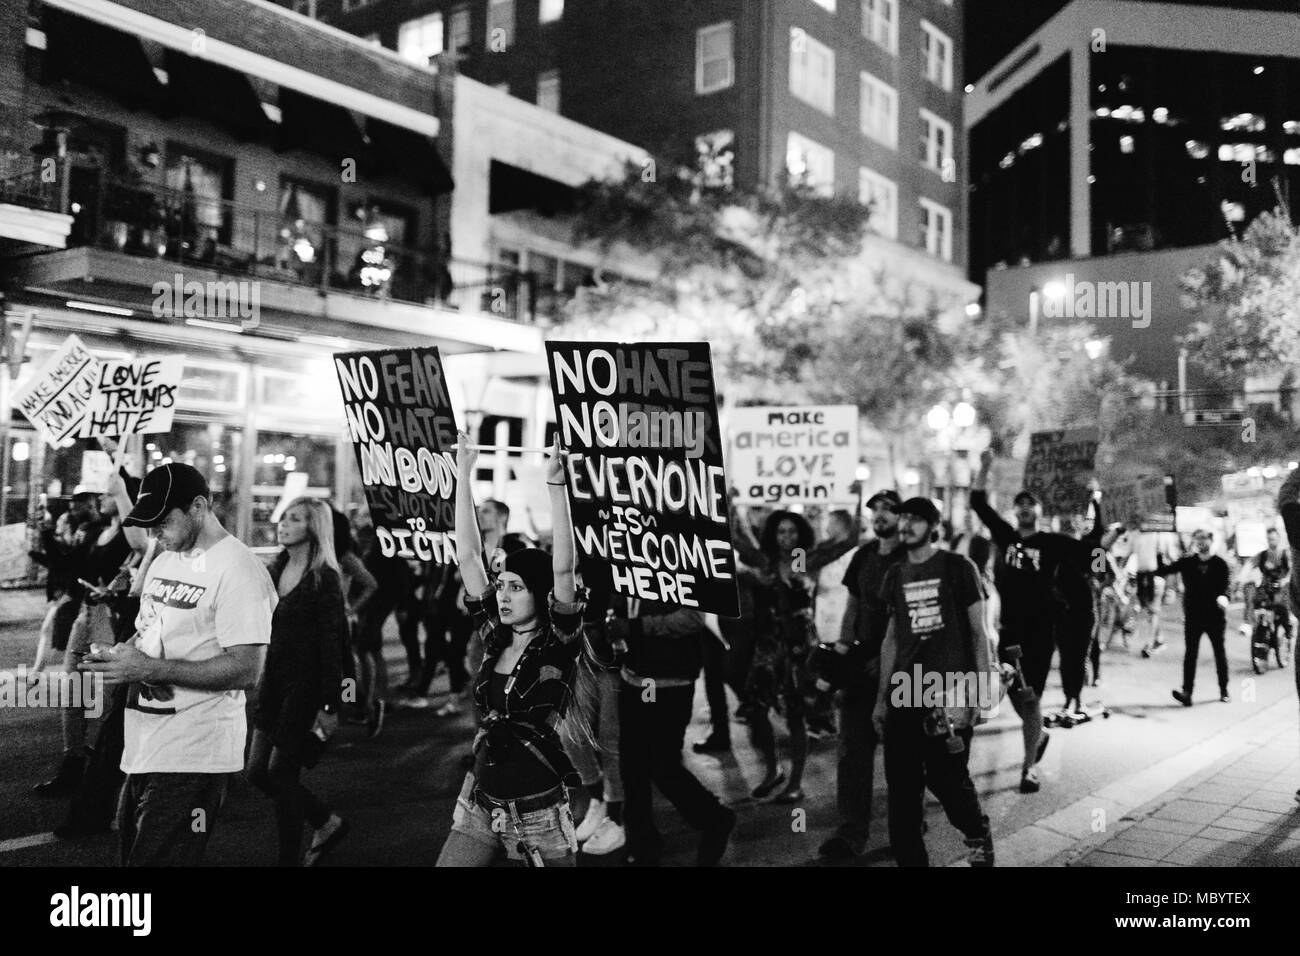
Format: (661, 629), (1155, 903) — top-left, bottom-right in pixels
(546, 435), (576, 603)
(454, 429), (489, 597)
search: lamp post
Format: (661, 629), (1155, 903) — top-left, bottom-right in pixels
(928, 400), (979, 530)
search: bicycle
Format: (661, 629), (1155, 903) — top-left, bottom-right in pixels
(1249, 600), (1293, 673)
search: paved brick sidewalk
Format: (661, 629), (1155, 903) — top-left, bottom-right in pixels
(1060, 713), (1300, 867)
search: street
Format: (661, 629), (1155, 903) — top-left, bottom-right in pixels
(2, 590), (1297, 867)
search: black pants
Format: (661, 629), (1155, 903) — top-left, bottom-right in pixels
(884, 707), (989, 868)
(419, 610), (470, 696)
(619, 679), (729, 862)
(999, 616), (1056, 698)
(701, 627), (734, 740)
(834, 683), (878, 849)
(722, 617), (755, 709)
(1057, 608), (1095, 702)
(1182, 613), (1228, 697)
(246, 730), (332, 866)
(64, 682), (128, 831)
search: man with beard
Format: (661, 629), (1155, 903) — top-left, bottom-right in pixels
(817, 490), (905, 860)
(871, 497), (996, 867)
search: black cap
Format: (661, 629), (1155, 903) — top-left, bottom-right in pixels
(897, 497), (941, 525)
(123, 463), (211, 528)
(866, 489), (902, 511)
(1013, 490), (1041, 507)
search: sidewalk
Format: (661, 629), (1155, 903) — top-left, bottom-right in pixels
(1050, 701), (1300, 867)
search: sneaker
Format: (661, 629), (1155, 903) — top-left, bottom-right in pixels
(696, 808), (736, 866)
(582, 817), (626, 856)
(1035, 731), (1050, 765)
(692, 734), (732, 754)
(771, 785), (805, 805)
(365, 700), (386, 739)
(435, 701), (462, 717)
(1172, 689), (1193, 707)
(575, 798), (607, 843)
(965, 831), (995, 867)
(751, 771), (786, 800)
(395, 695), (431, 710)
(1219, 692), (1231, 703)
(1019, 768), (1041, 793)
(304, 815), (349, 867)
(818, 835), (864, 860)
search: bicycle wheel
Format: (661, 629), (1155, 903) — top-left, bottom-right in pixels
(1277, 628), (1292, 669)
(1251, 626), (1268, 674)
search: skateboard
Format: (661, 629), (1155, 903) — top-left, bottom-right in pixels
(1044, 703), (1111, 728)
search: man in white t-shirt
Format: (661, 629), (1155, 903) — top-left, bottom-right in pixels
(80, 462), (275, 866)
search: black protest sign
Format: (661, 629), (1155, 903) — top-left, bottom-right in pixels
(334, 347), (459, 564)
(1108, 474), (1173, 531)
(1022, 427), (1100, 516)
(546, 341), (739, 617)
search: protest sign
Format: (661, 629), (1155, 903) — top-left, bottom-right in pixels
(1022, 427), (1099, 516)
(546, 341), (739, 617)
(727, 405), (859, 504)
(1108, 474), (1175, 532)
(78, 356), (183, 439)
(13, 335), (100, 447)
(334, 347), (459, 564)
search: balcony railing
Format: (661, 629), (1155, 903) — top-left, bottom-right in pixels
(57, 173), (537, 323)
(0, 166), (59, 212)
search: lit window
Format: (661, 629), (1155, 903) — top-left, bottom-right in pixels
(540, 0), (564, 24)
(858, 167), (898, 239)
(537, 70), (560, 112)
(786, 131), (835, 195)
(790, 29), (835, 115)
(811, 0), (837, 11)
(920, 20), (953, 91)
(696, 22), (735, 95)
(450, 6), (471, 54)
(1221, 112), (1265, 133)
(861, 0), (898, 55)
(398, 13), (444, 65)
(919, 197), (953, 261)
(487, 0), (514, 50)
(919, 108), (953, 174)
(1119, 134), (1135, 154)
(859, 71), (898, 148)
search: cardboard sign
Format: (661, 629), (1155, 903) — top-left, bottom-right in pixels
(78, 356), (184, 438)
(546, 341), (739, 617)
(1108, 474), (1175, 532)
(1022, 427), (1099, 516)
(727, 405), (860, 504)
(12, 335), (100, 447)
(334, 347), (459, 564)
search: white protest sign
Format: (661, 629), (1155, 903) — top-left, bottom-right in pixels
(728, 405), (859, 504)
(12, 334), (100, 447)
(78, 356), (184, 439)
(1107, 474), (1172, 531)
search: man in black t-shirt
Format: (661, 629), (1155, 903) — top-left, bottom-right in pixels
(817, 490), (906, 860)
(1160, 529), (1232, 706)
(872, 497), (996, 867)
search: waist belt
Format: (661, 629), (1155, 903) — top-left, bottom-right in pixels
(472, 784), (565, 816)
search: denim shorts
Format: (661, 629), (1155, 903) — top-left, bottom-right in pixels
(450, 791), (578, 862)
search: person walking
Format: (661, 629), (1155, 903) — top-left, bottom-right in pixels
(1158, 529), (1232, 707)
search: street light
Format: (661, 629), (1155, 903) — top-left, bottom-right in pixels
(926, 404), (951, 431)
(952, 401), (976, 429)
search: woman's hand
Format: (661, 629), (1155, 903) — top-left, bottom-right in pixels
(455, 429), (477, 476)
(545, 434), (566, 485)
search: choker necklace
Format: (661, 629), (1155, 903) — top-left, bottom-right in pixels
(511, 623), (541, 637)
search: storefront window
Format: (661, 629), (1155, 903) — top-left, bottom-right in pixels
(144, 423), (243, 533)
(249, 431), (338, 549)
(178, 361), (246, 409)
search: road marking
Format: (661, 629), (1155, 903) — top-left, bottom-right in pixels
(0, 832), (59, 855)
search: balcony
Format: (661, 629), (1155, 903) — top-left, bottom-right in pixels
(0, 167), (74, 250)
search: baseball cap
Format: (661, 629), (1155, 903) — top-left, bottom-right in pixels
(123, 462), (211, 528)
(1013, 490), (1041, 507)
(866, 489), (902, 511)
(896, 497), (941, 525)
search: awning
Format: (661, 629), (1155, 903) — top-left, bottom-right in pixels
(41, 7), (163, 111)
(276, 87), (367, 163)
(363, 118), (455, 195)
(162, 49), (272, 142)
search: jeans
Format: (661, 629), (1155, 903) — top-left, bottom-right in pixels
(65, 682), (128, 831)
(116, 772), (230, 866)
(619, 679), (729, 862)
(884, 707), (989, 868)
(1183, 614), (1228, 696)
(246, 728), (332, 866)
(834, 683), (879, 850)
(437, 786), (577, 866)
(563, 668), (625, 801)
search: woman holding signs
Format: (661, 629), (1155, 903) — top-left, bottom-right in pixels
(732, 504), (860, 803)
(435, 432), (590, 867)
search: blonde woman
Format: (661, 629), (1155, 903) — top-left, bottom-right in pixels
(247, 497), (348, 866)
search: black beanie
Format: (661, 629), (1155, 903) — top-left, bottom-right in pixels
(503, 548), (554, 607)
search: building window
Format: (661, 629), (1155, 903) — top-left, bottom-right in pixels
(858, 167), (898, 239)
(786, 131), (835, 195)
(861, 0), (897, 55)
(537, 70), (560, 112)
(811, 0), (837, 11)
(540, 0), (564, 23)
(859, 70), (898, 148)
(920, 108), (953, 174)
(695, 129), (735, 189)
(487, 0), (515, 50)
(398, 13), (444, 65)
(450, 6), (472, 54)
(920, 19), (953, 91)
(919, 197), (953, 261)
(696, 22), (735, 95)
(291, 0), (317, 18)
(789, 29), (835, 115)
(165, 146), (234, 245)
